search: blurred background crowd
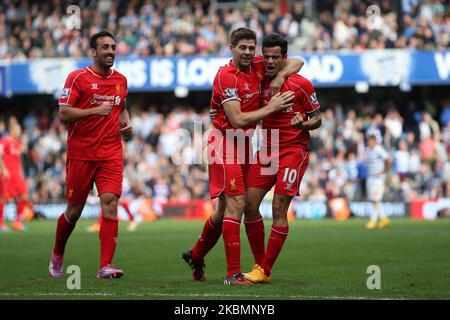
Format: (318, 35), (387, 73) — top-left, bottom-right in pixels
(0, 0), (449, 205)
(1, 95), (449, 204)
(0, 0), (449, 60)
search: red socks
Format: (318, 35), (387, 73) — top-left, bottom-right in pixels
(222, 217), (241, 277)
(191, 217), (222, 262)
(99, 216), (118, 268)
(15, 199), (27, 222)
(121, 202), (134, 221)
(0, 202), (4, 225)
(244, 215), (265, 266)
(54, 211), (119, 268)
(261, 225), (289, 276)
(53, 213), (76, 256)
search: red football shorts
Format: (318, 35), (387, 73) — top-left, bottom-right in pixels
(207, 129), (254, 198)
(2, 174), (28, 200)
(65, 159), (123, 204)
(247, 146), (309, 196)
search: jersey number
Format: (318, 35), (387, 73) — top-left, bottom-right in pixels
(282, 168), (297, 184)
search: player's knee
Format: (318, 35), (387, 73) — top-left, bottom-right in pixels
(100, 193), (119, 219)
(65, 204), (84, 223)
(226, 196), (245, 217)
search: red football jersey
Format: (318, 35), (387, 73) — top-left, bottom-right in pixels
(0, 135), (24, 178)
(58, 66), (128, 161)
(210, 56), (265, 132)
(261, 74), (320, 149)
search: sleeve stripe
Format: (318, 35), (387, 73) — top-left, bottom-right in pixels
(222, 97), (241, 104)
(307, 106), (320, 114)
(218, 67), (239, 105)
(64, 70), (86, 104)
(287, 78), (319, 111)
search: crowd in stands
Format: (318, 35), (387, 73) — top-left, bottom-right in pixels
(0, 0), (449, 61)
(0, 0), (449, 205)
(2, 96), (450, 204)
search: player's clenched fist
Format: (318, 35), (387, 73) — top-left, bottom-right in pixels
(94, 102), (112, 116)
(120, 121), (133, 141)
(291, 112), (304, 129)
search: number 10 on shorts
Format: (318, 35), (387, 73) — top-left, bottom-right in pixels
(282, 168), (297, 183)
(282, 168), (297, 190)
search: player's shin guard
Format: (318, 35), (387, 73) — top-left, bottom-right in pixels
(99, 216), (118, 268)
(244, 214), (265, 266)
(53, 213), (76, 256)
(222, 217), (242, 277)
(261, 225), (289, 277)
(191, 217), (222, 262)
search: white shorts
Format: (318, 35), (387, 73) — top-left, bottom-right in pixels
(366, 175), (385, 202)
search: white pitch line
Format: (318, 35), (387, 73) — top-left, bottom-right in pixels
(0, 292), (406, 300)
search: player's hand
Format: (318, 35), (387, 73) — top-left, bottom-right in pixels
(209, 108), (218, 122)
(269, 74), (285, 96)
(291, 112), (305, 130)
(120, 121), (133, 141)
(268, 91), (294, 112)
(1, 167), (9, 179)
(94, 102), (112, 116)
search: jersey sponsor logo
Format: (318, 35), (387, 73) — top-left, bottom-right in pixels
(224, 88), (238, 99)
(91, 83), (99, 90)
(242, 87), (261, 104)
(60, 88), (70, 99)
(90, 93), (116, 105)
(309, 92), (318, 104)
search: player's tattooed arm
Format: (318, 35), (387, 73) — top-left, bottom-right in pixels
(291, 109), (322, 131)
(269, 58), (304, 96)
(59, 102), (112, 122)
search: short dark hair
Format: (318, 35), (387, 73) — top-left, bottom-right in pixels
(89, 30), (116, 50)
(229, 27), (256, 47)
(262, 33), (288, 55)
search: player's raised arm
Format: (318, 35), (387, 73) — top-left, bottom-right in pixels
(59, 102), (112, 123)
(223, 91), (295, 128)
(269, 57), (304, 96)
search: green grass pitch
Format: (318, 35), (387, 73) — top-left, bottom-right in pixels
(0, 218), (449, 300)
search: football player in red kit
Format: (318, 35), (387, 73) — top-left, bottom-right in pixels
(244, 34), (322, 283)
(49, 30), (133, 279)
(182, 28), (304, 285)
(0, 121), (34, 232)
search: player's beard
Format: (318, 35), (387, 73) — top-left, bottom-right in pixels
(102, 54), (115, 68)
